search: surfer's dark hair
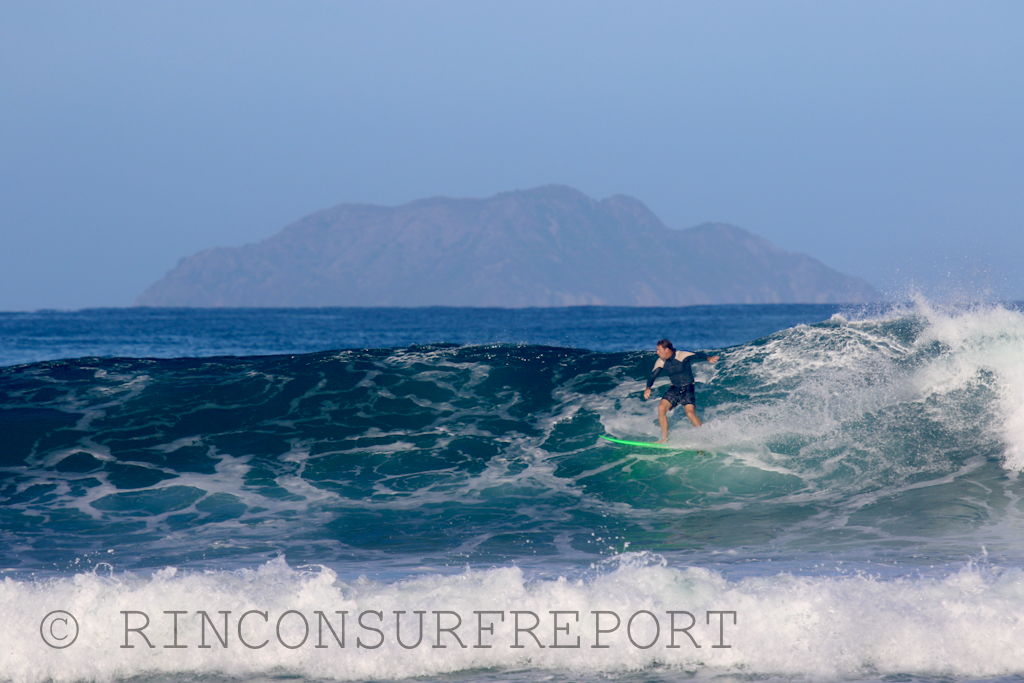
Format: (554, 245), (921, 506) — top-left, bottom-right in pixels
(656, 339), (674, 352)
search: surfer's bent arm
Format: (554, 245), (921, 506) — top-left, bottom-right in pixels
(646, 360), (665, 389)
(643, 360), (664, 399)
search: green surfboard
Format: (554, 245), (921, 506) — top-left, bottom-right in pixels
(599, 435), (671, 449)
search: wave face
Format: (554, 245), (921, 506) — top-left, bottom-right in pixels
(3, 301), (1024, 573)
(5, 302), (1024, 681)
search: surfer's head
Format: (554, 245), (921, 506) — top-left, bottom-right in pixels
(656, 339), (674, 360)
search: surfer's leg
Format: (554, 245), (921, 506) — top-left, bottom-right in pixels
(679, 385), (701, 427)
(657, 399), (671, 443)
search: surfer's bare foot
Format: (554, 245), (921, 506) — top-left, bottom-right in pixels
(656, 436), (668, 444)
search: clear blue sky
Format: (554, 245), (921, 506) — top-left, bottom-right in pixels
(2, 0), (1022, 310)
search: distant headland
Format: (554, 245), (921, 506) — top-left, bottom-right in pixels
(136, 185), (879, 307)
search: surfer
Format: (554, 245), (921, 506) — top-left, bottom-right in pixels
(643, 339), (719, 441)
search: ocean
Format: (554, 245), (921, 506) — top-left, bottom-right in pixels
(3, 301), (1024, 683)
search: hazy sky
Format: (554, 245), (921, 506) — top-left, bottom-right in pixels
(2, 0), (1022, 310)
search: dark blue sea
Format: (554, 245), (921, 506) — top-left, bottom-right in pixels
(4, 302), (1024, 682)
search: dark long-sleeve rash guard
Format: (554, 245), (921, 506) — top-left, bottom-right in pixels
(646, 350), (710, 389)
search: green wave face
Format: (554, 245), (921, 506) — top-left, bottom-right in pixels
(3, 304), (1024, 571)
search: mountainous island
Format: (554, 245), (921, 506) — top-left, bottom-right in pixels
(136, 186), (879, 307)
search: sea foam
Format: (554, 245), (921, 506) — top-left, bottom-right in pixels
(5, 556), (1024, 682)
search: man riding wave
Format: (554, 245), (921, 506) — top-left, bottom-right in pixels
(643, 338), (720, 442)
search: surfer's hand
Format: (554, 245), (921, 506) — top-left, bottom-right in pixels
(643, 388), (651, 400)
(709, 355), (720, 364)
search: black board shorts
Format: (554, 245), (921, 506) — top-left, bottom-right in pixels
(663, 383), (696, 408)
